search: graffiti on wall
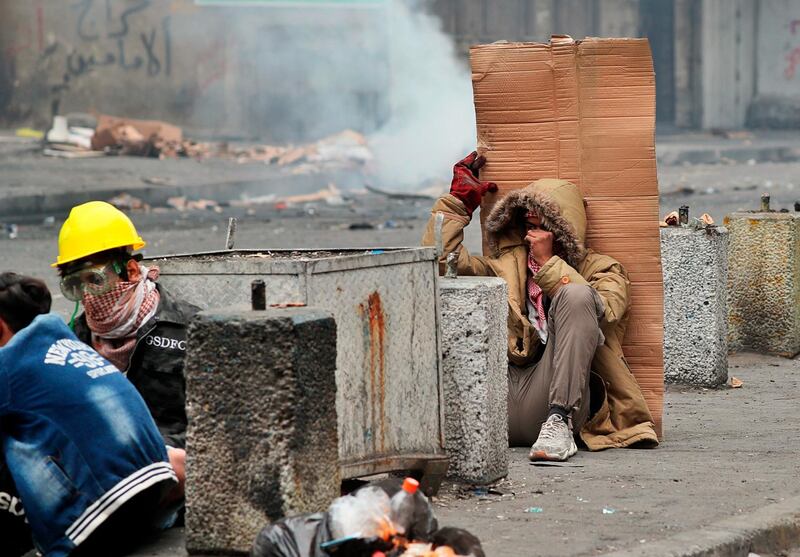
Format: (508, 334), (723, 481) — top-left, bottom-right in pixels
(66, 0), (171, 78)
(786, 19), (800, 80)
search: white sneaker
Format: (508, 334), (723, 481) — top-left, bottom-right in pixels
(529, 414), (577, 462)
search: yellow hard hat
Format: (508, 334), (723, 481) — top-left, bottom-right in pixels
(53, 201), (146, 267)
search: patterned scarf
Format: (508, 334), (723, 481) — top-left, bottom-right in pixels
(527, 250), (547, 334)
(84, 265), (160, 372)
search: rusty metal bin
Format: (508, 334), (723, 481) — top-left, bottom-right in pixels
(146, 248), (448, 493)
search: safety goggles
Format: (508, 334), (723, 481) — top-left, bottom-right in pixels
(59, 261), (123, 302)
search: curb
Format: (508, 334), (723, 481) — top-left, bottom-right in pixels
(0, 170), (366, 220)
(657, 145), (800, 166)
(602, 496), (800, 557)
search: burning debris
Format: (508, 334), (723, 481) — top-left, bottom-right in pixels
(253, 478), (484, 557)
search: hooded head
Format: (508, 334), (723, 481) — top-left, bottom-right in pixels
(485, 179), (587, 267)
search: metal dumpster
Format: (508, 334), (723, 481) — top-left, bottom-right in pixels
(145, 247), (448, 493)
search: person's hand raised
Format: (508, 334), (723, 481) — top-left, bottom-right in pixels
(525, 228), (554, 266)
(449, 151), (498, 216)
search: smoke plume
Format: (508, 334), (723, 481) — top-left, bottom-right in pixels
(368, 0), (476, 189)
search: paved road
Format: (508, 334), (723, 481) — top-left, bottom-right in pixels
(121, 354), (800, 557)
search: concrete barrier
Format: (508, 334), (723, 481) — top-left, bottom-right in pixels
(184, 307), (340, 555)
(439, 276), (509, 484)
(725, 211), (800, 357)
(660, 226), (729, 386)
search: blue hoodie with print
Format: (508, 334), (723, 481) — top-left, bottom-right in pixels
(0, 313), (176, 556)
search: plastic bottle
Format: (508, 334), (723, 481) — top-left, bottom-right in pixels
(390, 477), (420, 535)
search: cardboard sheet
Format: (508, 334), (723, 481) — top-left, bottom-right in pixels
(471, 36), (664, 437)
(92, 114), (183, 152)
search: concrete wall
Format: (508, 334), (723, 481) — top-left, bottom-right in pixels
(756, 0), (800, 96)
(1, 0), (798, 133)
(698, 0), (757, 129)
(748, 0), (800, 127)
(0, 1), (388, 140)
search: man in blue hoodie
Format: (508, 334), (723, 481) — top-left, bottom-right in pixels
(0, 272), (178, 557)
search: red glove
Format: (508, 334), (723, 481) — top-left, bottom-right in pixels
(449, 151), (498, 216)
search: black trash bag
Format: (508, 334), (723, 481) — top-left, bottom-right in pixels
(432, 527), (486, 557)
(251, 479), (439, 557)
(252, 512), (332, 557)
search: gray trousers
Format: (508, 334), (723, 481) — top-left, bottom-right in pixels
(508, 283), (605, 446)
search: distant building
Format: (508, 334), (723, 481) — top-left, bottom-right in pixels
(430, 0), (800, 130)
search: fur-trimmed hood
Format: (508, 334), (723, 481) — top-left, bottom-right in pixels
(485, 179), (587, 267)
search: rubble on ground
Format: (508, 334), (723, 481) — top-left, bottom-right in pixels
(41, 113), (374, 172)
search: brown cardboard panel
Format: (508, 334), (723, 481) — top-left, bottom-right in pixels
(471, 36), (664, 437)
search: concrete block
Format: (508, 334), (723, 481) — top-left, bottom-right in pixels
(184, 307), (340, 555)
(726, 212), (800, 357)
(439, 276), (508, 484)
(660, 227), (729, 387)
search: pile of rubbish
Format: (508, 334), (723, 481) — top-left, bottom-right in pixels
(39, 114), (373, 171)
(252, 478), (484, 557)
(661, 206), (716, 230)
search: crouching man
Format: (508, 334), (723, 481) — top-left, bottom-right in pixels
(53, 201), (200, 494)
(0, 272), (178, 556)
(423, 153), (658, 462)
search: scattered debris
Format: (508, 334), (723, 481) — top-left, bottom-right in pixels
(602, 507), (616, 515)
(270, 302), (307, 308)
(43, 148), (105, 159)
(662, 211), (679, 226)
(524, 507), (543, 514)
(710, 128), (753, 140)
(230, 194), (277, 207)
(730, 377), (744, 388)
(39, 113), (374, 171)
(108, 193), (149, 212)
(92, 114), (183, 158)
(141, 176), (175, 186)
(165, 196), (220, 212)
(5, 224), (19, 240)
(700, 213), (715, 225)
(366, 184), (438, 200)
(349, 222), (375, 230)
(15, 128), (44, 139)
(530, 461), (584, 468)
(277, 184), (343, 205)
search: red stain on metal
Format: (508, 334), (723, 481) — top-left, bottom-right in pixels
(361, 291), (386, 452)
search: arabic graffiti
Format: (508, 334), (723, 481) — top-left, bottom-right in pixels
(66, 0), (171, 78)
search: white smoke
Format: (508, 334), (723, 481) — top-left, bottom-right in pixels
(369, 0), (476, 188)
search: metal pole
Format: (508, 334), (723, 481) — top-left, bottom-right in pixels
(226, 217), (237, 250)
(761, 194), (771, 212)
(434, 212), (444, 258)
(679, 205), (689, 225)
(251, 279), (266, 310)
(445, 251), (459, 279)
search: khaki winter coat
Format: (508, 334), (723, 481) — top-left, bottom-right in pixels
(422, 179), (658, 450)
